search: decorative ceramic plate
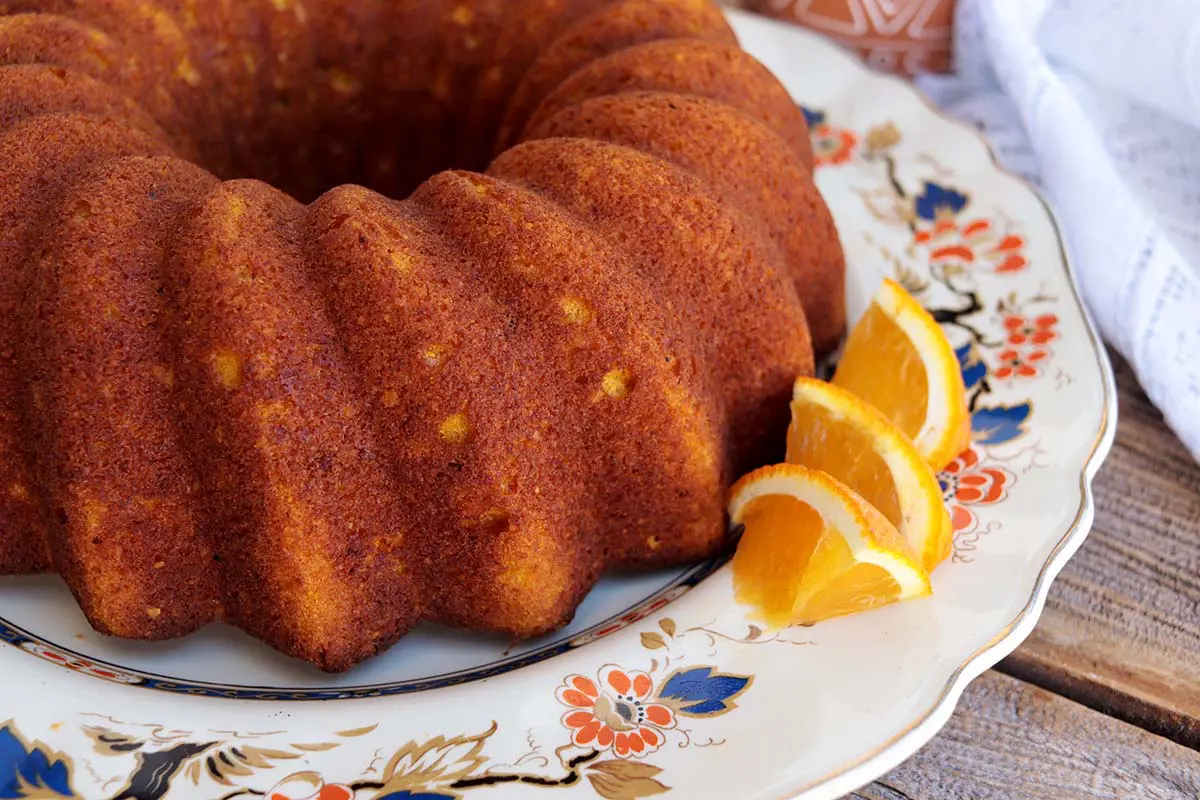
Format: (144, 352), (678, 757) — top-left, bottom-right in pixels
(0, 11), (1116, 800)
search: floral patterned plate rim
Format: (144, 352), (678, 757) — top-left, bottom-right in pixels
(0, 10), (1117, 800)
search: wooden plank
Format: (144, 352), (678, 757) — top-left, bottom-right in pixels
(999, 351), (1200, 748)
(848, 671), (1200, 800)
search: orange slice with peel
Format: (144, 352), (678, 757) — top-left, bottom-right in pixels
(832, 278), (970, 470)
(787, 377), (952, 572)
(729, 463), (931, 626)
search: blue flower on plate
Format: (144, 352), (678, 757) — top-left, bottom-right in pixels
(656, 666), (752, 717)
(799, 105), (825, 129)
(0, 723), (74, 799)
(972, 403), (1033, 446)
(914, 181), (968, 221)
(955, 342), (987, 393)
(953, 342), (1032, 445)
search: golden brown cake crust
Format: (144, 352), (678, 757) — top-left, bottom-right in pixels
(460, 0), (608, 170)
(0, 114), (172, 576)
(0, 0), (843, 670)
(488, 137), (816, 471)
(0, 6), (204, 162)
(306, 184), (601, 638)
(494, 0), (738, 153)
(524, 38), (815, 169)
(526, 91), (845, 353)
(414, 171), (728, 571)
(0, 64), (170, 142)
(23, 155), (220, 639)
(165, 180), (426, 670)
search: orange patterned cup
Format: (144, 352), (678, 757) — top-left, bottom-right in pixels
(748, 0), (956, 76)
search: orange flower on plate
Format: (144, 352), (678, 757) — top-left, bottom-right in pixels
(947, 503), (977, 534)
(994, 348), (1048, 380)
(557, 665), (676, 758)
(914, 218), (1029, 275)
(939, 446), (1014, 535)
(1004, 314), (1058, 347)
(265, 772), (352, 800)
(941, 446), (1012, 505)
(812, 124), (857, 167)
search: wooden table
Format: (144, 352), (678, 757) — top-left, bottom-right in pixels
(851, 353), (1200, 798)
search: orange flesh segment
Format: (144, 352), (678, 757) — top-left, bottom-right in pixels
(732, 494), (903, 627)
(787, 402), (903, 529)
(834, 303), (928, 441)
(732, 494), (821, 625)
(801, 560), (901, 623)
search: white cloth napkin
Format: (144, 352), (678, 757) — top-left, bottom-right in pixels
(915, 0), (1200, 460)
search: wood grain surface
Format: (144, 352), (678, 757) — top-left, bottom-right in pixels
(851, 672), (1200, 800)
(999, 353), (1200, 748)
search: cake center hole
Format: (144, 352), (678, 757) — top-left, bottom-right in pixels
(219, 84), (495, 204)
(188, 25), (505, 204)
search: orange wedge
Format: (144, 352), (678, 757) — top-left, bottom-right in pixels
(729, 464), (931, 626)
(832, 278), (970, 470)
(787, 377), (952, 572)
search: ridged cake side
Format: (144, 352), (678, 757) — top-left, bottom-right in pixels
(0, 114), (174, 575)
(524, 91), (845, 352)
(523, 38), (815, 168)
(494, 0), (737, 153)
(0, 0), (842, 670)
(23, 156), (220, 638)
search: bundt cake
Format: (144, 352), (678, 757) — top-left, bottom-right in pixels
(0, 0), (845, 671)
